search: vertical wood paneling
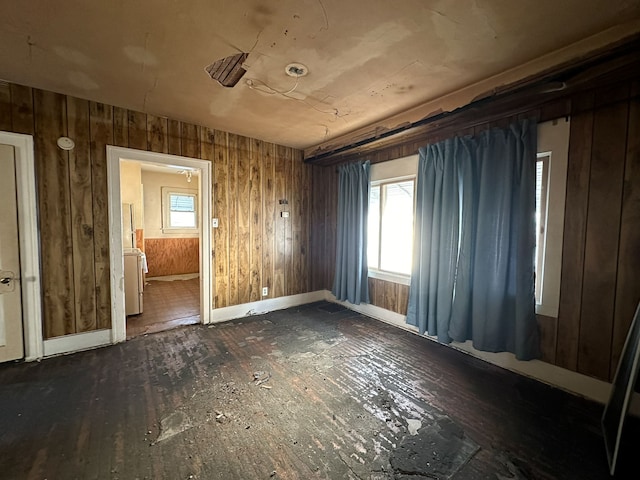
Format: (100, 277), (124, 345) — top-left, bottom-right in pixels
(326, 168), (338, 289)
(127, 110), (147, 150)
(167, 119), (181, 156)
(112, 107), (128, 147)
(289, 148), (302, 296)
(2, 80), (312, 340)
(89, 102), (113, 330)
(9, 84), (34, 134)
(147, 114), (168, 154)
(0, 82), (12, 131)
(67, 96), (97, 332)
(397, 284), (409, 316)
(302, 155), (311, 293)
(310, 166), (327, 291)
(537, 315), (558, 365)
(144, 238), (199, 276)
(262, 143), (275, 298)
(368, 277), (377, 306)
(383, 281), (398, 312)
(274, 146), (287, 298)
(578, 98), (628, 379)
(236, 135), (252, 304)
(34, 90), (75, 338)
(213, 129), (229, 308)
(610, 94), (640, 378)
(249, 139), (263, 302)
(555, 94), (595, 370)
(285, 148), (294, 295)
(199, 126), (215, 300)
(181, 123), (200, 159)
(227, 133), (239, 306)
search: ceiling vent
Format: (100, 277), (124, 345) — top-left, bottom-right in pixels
(205, 52), (249, 87)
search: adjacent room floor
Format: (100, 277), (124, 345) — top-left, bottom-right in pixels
(0, 302), (633, 479)
(126, 276), (200, 338)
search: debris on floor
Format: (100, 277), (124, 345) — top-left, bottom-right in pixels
(390, 415), (479, 479)
(253, 370), (271, 386)
(154, 411), (193, 444)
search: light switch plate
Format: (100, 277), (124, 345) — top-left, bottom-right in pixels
(212, 218), (219, 228)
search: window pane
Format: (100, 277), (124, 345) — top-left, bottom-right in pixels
(170, 211), (197, 228)
(535, 157), (548, 304)
(368, 185), (380, 269)
(380, 181), (413, 274)
(170, 194), (195, 212)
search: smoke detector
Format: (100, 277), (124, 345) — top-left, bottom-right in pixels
(285, 63), (308, 77)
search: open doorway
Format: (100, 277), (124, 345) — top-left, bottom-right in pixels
(106, 147), (212, 343)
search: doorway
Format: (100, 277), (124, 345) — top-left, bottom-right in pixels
(106, 147), (212, 343)
(0, 132), (42, 362)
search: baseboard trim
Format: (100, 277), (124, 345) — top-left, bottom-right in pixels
(211, 290), (328, 323)
(43, 329), (112, 357)
(146, 273), (199, 282)
(323, 290), (625, 408)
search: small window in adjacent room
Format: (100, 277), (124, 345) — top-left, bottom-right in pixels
(535, 118), (570, 318)
(162, 187), (198, 233)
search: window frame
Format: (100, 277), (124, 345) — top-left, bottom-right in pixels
(535, 118), (570, 318)
(161, 186), (199, 234)
(368, 174), (416, 285)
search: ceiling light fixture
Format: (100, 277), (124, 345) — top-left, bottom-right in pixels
(285, 63), (309, 78)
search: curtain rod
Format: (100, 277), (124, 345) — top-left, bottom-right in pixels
(304, 82), (566, 164)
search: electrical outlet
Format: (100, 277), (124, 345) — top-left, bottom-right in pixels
(262, 287), (268, 297)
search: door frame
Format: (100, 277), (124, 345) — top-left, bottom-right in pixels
(106, 146), (212, 343)
(0, 131), (43, 361)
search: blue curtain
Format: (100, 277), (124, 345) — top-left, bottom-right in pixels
(332, 160), (370, 305)
(407, 120), (540, 360)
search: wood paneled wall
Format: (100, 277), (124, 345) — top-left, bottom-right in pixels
(310, 79), (640, 383)
(211, 136), (311, 307)
(556, 83), (640, 381)
(0, 82), (312, 339)
(144, 238), (199, 277)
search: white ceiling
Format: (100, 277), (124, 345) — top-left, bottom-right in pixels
(1, 1), (639, 150)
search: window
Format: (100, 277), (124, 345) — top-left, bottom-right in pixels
(535, 118), (570, 317)
(162, 187), (198, 233)
(535, 154), (549, 304)
(368, 178), (415, 278)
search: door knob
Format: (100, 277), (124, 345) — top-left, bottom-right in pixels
(0, 277), (11, 285)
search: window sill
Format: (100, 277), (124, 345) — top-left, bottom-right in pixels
(535, 303), (558, 318)
(368, 269), (411, 286)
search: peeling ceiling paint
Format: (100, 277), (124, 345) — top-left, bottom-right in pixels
(0, 0), (639, 150)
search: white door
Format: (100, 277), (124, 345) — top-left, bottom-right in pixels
(0, 144), (24, 362)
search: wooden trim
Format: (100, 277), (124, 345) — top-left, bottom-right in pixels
(210, 290), (327, 323)
(106, 146), (213, 343)
(0, 132), (43, 360)
(43, 329), (111, 357)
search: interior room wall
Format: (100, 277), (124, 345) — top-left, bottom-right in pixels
(142, 170), (199, 277)
(120, 160), (143, 228)
(0, 81), (312, 339)
(311, 76), (640, 385)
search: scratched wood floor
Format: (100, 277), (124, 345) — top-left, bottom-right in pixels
(0, 302), (634, 480)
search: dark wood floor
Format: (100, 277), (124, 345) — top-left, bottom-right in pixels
(0, 302), (634, 479)
(126, 277), (200, 338)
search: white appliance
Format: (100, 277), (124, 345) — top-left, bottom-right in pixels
(122, 203), (135, 249)
(124, 248), (146, 315)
